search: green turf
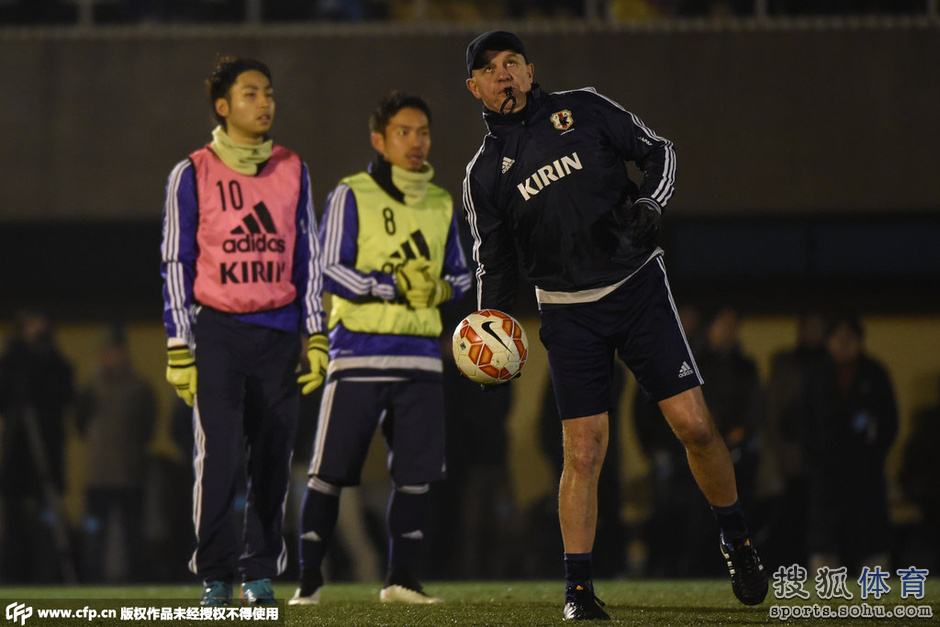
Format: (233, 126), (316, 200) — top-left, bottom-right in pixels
(1, 580), (937, 625)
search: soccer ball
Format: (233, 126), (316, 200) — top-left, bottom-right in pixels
(452, 309), (528, 385)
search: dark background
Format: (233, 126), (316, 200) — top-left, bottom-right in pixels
(2, 23), (939, 316)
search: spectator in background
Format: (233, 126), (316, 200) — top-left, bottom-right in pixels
(76, 324), (155, 582)
(148, 398), (198, 582)
(899, 376), (940, 570)
(807, 313), (897, 573)
(762, 310), (826, 568)
(0, 310), (75, 582)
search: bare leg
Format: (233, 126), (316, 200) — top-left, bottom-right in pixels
(658, 387), (737, 507)
(558, 413), (609, 553)
(659, 387), (768, 606)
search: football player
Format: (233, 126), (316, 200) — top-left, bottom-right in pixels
(160, 56), (327, 606)
(289, 92), (471, 605)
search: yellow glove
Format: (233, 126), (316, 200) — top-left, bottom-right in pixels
(166, 345), (197, 407)
(395, 259), (452, 309)
(297, 334), (329, 395)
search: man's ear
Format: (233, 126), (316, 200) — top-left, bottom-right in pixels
(214, 97), (229, 120)
(465, 77), (482, 100)
(370, 131), (385, 156)
(527, 63), (535, 83)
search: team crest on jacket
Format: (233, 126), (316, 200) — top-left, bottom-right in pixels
(550, 109), (574, 131)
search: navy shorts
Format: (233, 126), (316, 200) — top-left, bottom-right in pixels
(538, 256), (703, 419)
(306, 378), (446, 486)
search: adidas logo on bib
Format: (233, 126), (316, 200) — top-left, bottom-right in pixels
(223, 201), (286, 253)
(231, 202), (278, 235)
(678, 361), (694, 378)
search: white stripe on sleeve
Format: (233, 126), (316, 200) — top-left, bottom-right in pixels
(558, 88), (676, 207)
(322, 185), (377, 296)
(462, 141), (487, 310)
(302, 166), (325, 334)
(163, 159), (192, 343)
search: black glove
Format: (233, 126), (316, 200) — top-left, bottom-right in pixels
(627, 198), (662, 249)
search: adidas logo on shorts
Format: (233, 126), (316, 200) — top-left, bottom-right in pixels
(678, 361), (694, 378)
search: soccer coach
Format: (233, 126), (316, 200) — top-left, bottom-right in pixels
(461, 31), (768, 620)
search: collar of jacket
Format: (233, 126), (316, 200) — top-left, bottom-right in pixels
(209, 125), (273, 175)
(483, 83), (545, 135)
(367, 156), (435, 205)
(367, 155), (406, 204)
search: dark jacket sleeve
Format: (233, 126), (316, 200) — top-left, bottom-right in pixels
(587, 89), (676, 212)
(462, 166), (518, 313)
(870, 358), (899, 460)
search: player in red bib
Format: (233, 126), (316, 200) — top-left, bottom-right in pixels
(160, 56), (327, 606)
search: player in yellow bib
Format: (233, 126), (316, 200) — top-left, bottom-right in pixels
(289, 92), (471, 605)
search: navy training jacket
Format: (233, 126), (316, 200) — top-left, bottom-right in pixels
(462, 85), (676, 312)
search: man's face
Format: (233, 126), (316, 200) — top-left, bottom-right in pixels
(465, 50), (534, 114)
(706, 308), (740, 353)
(22, 313), (49, 345)
(99, 344), (128, 375)
(215, 70), (275, 143)
(371, 107), (431, 172)
(826, 324), (862, 366)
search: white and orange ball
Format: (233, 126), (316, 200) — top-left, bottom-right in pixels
(452, 309), (528, 385)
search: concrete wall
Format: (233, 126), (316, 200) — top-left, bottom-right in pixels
(2, 23), (939, 221)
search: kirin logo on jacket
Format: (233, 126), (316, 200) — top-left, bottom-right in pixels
(516, 152), (583, 201)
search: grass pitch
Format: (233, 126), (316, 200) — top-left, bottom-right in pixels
(2, 579), (938, 625)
